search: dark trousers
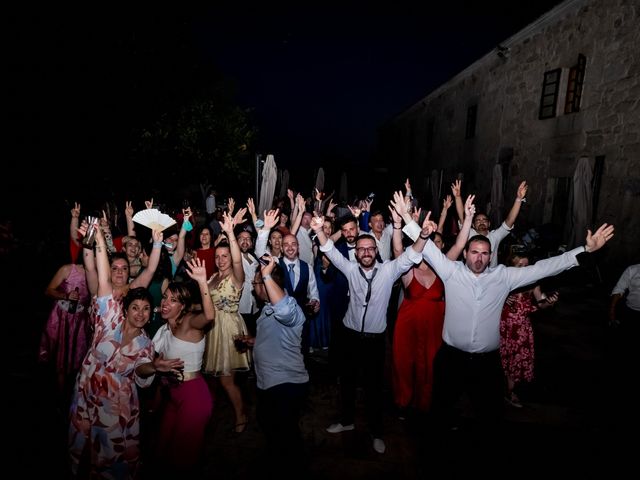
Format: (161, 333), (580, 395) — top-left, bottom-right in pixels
(338, 326), (386, 437)
(430, 342), (504, 432)
(256, 382), (309, 476)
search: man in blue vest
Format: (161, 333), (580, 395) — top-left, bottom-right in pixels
(280, 233), (320, 362)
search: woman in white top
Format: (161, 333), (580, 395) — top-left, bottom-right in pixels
(151, 257), (215, 475)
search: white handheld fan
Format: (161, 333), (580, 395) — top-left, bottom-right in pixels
(132, 209), (176, 232)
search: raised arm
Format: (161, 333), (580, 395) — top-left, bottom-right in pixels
(125, 201), (136, 237)
(504, 180), (528, 228)
(389, 203), (404, 259)
(222, 210), (245, 288)
(246, 197), (259, 227)
(70, 202), (81, 248)
(446, 195), (475, 261)
(451, 179), (464, 226)
(437, 195), (452, 234)
(131, 229), (163, 288)
(289, 194), (305, 236)
(171, 207), (191, 266)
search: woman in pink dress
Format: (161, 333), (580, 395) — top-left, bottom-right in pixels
(500, 253), (559, 407)
(39, 259), (91, 402)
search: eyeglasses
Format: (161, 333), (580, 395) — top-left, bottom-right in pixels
(355, 247), (377, 254)
(252, 281), (264, 285)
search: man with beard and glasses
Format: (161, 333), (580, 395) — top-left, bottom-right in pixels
(310, 204), (431, 455)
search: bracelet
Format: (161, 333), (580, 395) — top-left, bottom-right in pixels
(153, 241), (162, 248)
(516, 197), (526, 203)
(419, 234), (430, 240)
(262, 274), (272, 281)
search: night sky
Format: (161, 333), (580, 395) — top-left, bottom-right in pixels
(7, 1), (562, 211)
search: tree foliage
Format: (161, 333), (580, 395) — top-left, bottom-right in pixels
(137, 91), (257, 196)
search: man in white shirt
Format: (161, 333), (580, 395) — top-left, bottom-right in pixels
(311, 212), (429, 455)
(295, 210), (315, 266)
(395, 191), (615, 431)
(454, 179), (528, 267)
(609, 263), (640, 326)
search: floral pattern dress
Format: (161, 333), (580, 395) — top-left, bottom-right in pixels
(203, 275), (251, 375)
(499, 291), (537, 384)
(69, 294), (154, 479)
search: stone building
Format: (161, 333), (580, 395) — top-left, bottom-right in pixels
(377, 0), (639, 273)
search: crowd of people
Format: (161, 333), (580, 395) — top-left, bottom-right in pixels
(32, 179), (625, 478)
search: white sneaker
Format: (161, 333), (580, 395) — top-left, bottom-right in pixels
(373, 438), (386, 454)
(326, 422), (355, 433)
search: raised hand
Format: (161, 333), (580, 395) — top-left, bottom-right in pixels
(185, 257), (208, 283)
(347, 204), (361, 218)
(442, 195), (453, 211)
(517, 181), (528, 201)
(310, 212), (324, 232)
(227, 197), (236, 215)
(71, 202), (81, 218)
(420, 211), (438, 237)
(145, 198), (154, 210)
(585, 223), (614, 253)
(263, 209), (280, 230)
(464, 194), (476, 218)
(451, 179), (462, 198)
(233, 207), (247, 226)
(125, 201), (134, 219)
(390, 190), (410, 218)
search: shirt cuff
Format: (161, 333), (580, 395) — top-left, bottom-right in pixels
(319, 239), (335, 252)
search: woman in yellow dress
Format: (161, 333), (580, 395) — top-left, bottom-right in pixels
(204, 208), (251, 432)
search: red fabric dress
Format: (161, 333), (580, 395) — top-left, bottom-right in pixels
(499, 291), (537, 384)
(392, 274), (445, 411)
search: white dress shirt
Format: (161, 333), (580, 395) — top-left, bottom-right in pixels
(418, 238), (584, 353)
(239, 253), (259, 314)
(320, 239), (422, 333)
(611, 264), (640, 311)
(296, 226), (315, 266)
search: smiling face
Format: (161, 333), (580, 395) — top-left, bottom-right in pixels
(355, 237), (377, 269)
(282, 234), (299, 261)
(125, 299), (152, 329)
(110, 257), (130, 287)
(215, 245), (232, 271)
(124, 239), (141, 258)
(199, 228), (212, 248)
(237, 231), (253, 253)
(269, 230), (283, 253)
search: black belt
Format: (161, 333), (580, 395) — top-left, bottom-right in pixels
(442, 342), (497, 359)
(344, 327), (385, 339)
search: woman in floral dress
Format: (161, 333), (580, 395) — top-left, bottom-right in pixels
(69, 225), (182, 478)
(500, 253), (559, 408)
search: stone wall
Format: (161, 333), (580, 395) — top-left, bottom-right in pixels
(379, 0), (639, 273)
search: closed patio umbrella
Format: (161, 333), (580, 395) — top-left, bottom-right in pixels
(258, 154), (278, 215)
